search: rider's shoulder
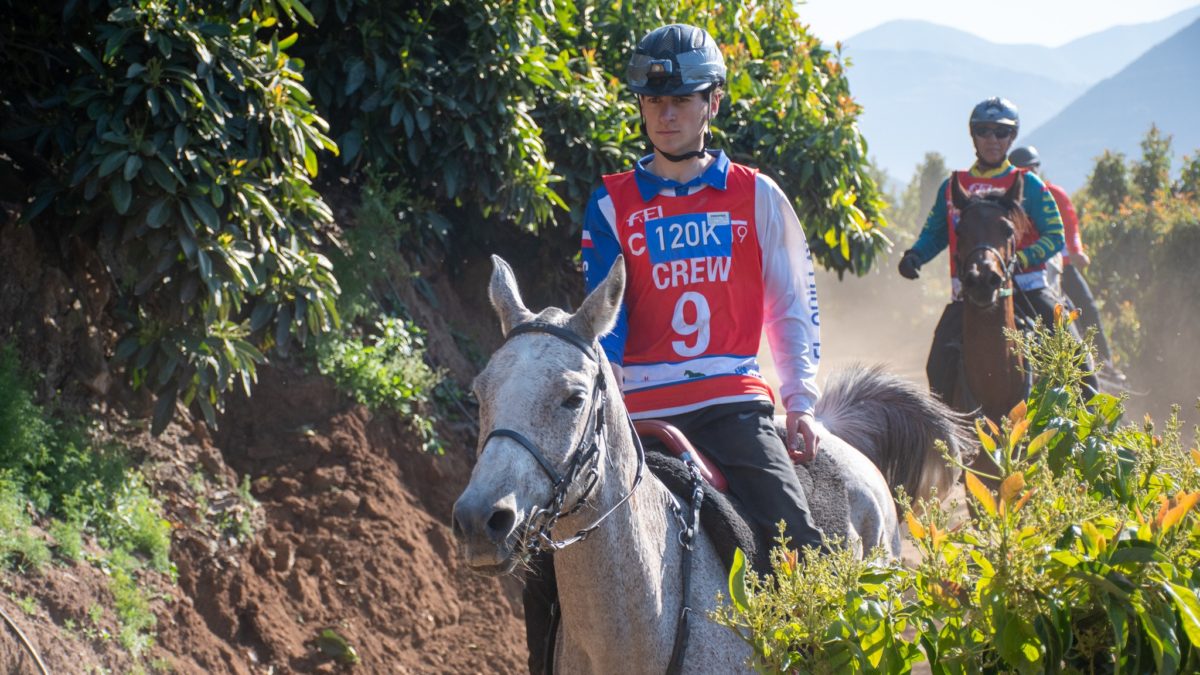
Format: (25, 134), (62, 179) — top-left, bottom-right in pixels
(1018, 168), (1048, 189)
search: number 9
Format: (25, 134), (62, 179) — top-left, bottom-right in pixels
(672, 292), (711, 357)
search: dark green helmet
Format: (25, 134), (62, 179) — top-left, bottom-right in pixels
(626, 24), (726, 96)
(969, 97), (1020, 130)
(1009, 146), (1040, 168)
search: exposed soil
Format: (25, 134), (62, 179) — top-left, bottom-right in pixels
(1, 368), (529, 673)
(0, 216), (530, 673)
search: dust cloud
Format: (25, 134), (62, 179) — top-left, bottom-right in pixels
(759, 251), (1198, 434)
(759, 249), (952, 401)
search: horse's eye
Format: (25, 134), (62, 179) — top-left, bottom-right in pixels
(562, 392), (586, 410)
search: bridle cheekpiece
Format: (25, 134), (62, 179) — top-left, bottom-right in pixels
(484, 321), (645, 553)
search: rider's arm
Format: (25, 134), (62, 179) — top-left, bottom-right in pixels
(582, 186), (629, 366)
(908, 178), (951, 264)
(756, 174), (820, 415)
(1048, 183), (1082, 255)
(1017, 172), (1065, 268)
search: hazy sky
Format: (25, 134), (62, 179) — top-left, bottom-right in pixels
(799, 0), (1200, 46)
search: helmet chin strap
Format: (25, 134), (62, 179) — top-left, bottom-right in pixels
(641, 89), (714, 163)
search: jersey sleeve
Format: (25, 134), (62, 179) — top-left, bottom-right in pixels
(755, 174), (820, 414)
(1017, 172), (1065, 268)
(1048, 183), (1082, 254)
(582, 186), (629, 365)
(909, 178), (951, 264)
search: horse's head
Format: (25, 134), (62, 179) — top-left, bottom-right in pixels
(451, 255), (626, 575)
(951, 176), (1029, 308)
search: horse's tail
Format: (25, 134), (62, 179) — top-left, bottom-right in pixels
(815, 363), (974, 507)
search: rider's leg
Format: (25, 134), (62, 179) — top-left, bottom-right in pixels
(1061, 263), (1113, 364)
(522, 551), (558, 675)
(925, 302), (964, 404)
(677, 400), (826, 552)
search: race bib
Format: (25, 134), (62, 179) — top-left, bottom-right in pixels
(645, 212), (732, 264)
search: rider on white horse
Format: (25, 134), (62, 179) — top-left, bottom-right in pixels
(524, 22), (827, 673)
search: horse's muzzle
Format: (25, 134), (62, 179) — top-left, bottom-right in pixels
(451, 492), (521, 574)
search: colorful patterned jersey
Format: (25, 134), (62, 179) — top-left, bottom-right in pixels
(911, 160), (1064, 296)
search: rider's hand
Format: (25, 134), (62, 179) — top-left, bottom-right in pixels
(898, 250), (922, 280)
(1067, 251), (1091, 268)
(786, 411), (819, 464)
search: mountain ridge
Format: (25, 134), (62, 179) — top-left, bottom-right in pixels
(1023, 17), (1200, 192)
(837, 6), (1200, 181)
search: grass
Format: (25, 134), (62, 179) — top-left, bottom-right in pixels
(0, 342), (172, 660)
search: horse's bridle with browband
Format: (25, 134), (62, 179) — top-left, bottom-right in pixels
(483, 321), (646, 552)
(956, 200), (1020, 308)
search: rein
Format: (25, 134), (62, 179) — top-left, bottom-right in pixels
(484, 321), (646, 552)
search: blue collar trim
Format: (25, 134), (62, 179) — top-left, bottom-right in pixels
(633, 150), (730, 202)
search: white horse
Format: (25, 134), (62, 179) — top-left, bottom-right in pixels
(453, 256), (970, 674)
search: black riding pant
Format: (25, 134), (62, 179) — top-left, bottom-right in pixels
(522, 400), (824, 674)
(926, 287), (1098, 404)
(1061, 264), (1112, 363)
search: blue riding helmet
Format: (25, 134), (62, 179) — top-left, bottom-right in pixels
(969, 97), (1020, 130)
(627, 24), (726, 96)
(1009, 146), (1041, 169)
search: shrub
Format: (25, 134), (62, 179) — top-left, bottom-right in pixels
(2, 0), (340, 433)
(315, 317), (444, 453)
(715, 312), (1200, 673)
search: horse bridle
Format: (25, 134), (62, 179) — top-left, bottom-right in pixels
(956, 201), (1019, 308)
(483, 321), (645, 552)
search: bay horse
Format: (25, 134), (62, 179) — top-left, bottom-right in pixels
(950, 175), (1031, 479)
(452, 255), (970, 674)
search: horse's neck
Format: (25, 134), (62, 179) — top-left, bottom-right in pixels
(962, 299), (1026, 421)
(550, 398), (682, 669)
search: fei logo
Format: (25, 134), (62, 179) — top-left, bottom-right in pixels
(624, 205), (664, 257)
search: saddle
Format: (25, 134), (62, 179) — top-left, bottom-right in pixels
(634, 419), (814, 575)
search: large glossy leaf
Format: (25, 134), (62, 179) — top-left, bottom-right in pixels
(728, 547), (749, 613)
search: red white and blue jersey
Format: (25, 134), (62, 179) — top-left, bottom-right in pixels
(582, 151), (820, 419)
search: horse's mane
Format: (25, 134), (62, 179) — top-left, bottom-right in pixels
(961, 191), (1034, 242)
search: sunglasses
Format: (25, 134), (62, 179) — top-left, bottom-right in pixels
(973, 126), (1015, 140)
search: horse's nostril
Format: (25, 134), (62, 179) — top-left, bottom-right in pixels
(986, 271), (1002, 288)
(486, 508), (516, 542)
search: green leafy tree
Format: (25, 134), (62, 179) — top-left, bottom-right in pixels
(1080, 127), (1200, 411)
(1131, 124), (1172, 204)
(1, 0), (340, 432)
(1178, 153), (1200, 198)
(1085, 150), (1131, 214)
(291, 0), (890, 274)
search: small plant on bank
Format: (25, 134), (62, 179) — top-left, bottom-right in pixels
(0, 343), (172, 660)
(713, 531), (920, 673)
(315, 317), (444, 454)
(716, 310), (1200, 673)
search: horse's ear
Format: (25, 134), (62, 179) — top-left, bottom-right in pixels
(569, 256), (626, 342)
(1004, 173), (1024, 204)
(950, 172), (970, 211)
(488, 255), (535, 336)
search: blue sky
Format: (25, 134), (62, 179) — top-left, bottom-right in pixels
(798, 0), (1200, 46)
